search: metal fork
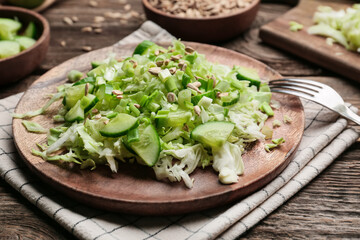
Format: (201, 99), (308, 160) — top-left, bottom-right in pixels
(269, 78), (360, 125)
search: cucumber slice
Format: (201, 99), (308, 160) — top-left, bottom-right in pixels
(15, 36), (36, 50)
(191, 90), (216, 105)
(133, 40), (155, 55)
(72, 77), (95, 86)
(128, 124), (160, 167)
(24, 22), (37, 38)
(64, 100), (84, 122)
(80, 94), (98, 113)
(236, 67), (261, 89)
(99, 113), (138, 137)
(221, 91), (240, 106)
(156, 111), (192, 128)
(64, 84), (94, 109)
(191, 121), (235, 148)
(0, 41), (20, 58)
(0, 18), (21, 40)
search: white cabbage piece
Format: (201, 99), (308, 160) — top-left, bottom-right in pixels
(153, 144), (209, 188)
(212, 142), (244, 184)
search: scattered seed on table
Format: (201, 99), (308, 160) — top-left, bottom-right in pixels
(94, 28), (103, 34)
(94, 16), (105, 23)
(71, 16), (79, 22)
(81, 26), (93, 33)
(63, 17), (73, 25)
(89, 0), (98, 7)
(104, 11), (122, 19)
(124, 4), (131, 11)
(82, 46), (92, 52)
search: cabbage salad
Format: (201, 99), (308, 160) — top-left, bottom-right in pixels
(308, 4), (360, 52)
(15, 40), (275, 188)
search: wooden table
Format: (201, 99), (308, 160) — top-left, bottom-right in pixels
(1, 0), (359, 239)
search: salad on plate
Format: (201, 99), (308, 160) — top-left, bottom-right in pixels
(15, 40), (282, 188)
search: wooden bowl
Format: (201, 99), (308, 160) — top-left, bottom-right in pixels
(0, 6), (50, 85)
(142, 0), (260, 43)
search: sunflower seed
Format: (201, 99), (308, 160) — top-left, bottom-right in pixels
(194, 105), (201, 116)
(82, 46), (92, 52)
(167, 92), (176, 103)
(81, 26), (93, 32)
(63, 17), (73, 25)
(148, 67), (161, 75)
(89, 0), (98, 7)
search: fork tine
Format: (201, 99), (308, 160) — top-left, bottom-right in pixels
(270, 88), (315, 101)
(270, 85), (316, 97)
(269, 81), (320, 93)
(270, 78), (324, 89)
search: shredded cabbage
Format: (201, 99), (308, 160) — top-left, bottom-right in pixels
(308, 4), (360, 52)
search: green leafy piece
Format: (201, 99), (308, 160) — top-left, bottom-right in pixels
(22, 120), (46, 133)
(289, 21), (304, 32)
(265, 137), (285, 152)
(133, 40), (155, 55)
(67, 70), (83, 83)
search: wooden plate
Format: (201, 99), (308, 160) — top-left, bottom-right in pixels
(13, 42), (304, 215)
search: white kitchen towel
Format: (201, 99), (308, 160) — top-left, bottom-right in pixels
(0, 21), (359, 240)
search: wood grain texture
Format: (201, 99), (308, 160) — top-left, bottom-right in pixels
(13, 42), (304, 215)
(259, 0), (360, 83)
(1, 0), (359, 239)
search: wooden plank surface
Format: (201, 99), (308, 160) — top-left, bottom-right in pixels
(0, 0), (359, 239)
(259, 0), (360, 83)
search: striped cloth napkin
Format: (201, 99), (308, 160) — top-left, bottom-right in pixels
(1, 21), (359, 240)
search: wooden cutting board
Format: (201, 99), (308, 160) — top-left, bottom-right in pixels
(12, 42), (304, 215)
(260, 0), (359, 83)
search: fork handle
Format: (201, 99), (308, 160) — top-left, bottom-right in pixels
(336, 105), (360, 125)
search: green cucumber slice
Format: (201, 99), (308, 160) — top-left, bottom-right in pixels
(99, 113), (138, 137)
(221, 91), (240, 106)
(133, 40), (155, 55)
(24, 22), (37, 38)
(236, 66), (261, 89)
(0, 18), (21, 40)
(0, 40), (20, 58)
(191, 121), (235, 148)
(64, 100), (84, 122)
(129, 124), (160, 166)
(191, 90), (216, 105)
(15, 36), (36, 50)
(80, 94), (98, 113)
(64, 84), (94, 109)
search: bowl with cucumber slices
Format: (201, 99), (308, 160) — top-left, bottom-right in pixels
(0, 6), (50, 85)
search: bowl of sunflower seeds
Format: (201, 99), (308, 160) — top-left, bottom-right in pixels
(142, 0), (260, 43)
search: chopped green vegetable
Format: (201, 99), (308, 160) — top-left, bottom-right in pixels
(289, 21), (304, 32)
(283, 114), (292, 124)
(67, 70), (83, 83)
(260, 102), (274, 116)
(0, 18), (37, 59)
(308, 4), (360, 52)
(265, 137), (285, 152)
(272, 119), (282, 128)
(22, 120), (46, 133)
